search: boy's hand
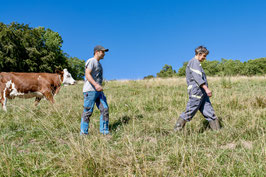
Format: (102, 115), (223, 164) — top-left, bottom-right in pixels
(205, 88), (212, 97)
(201, 84), (212, 97)
(95, 84), (103, 92)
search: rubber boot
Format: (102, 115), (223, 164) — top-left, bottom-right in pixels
(174, 117), (187, 132)
(209, 119), (221, 130)
(100, 115), (109, 135)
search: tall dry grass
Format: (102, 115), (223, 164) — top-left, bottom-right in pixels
(0, 76), (265, 176)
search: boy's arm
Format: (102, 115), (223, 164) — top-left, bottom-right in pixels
(189, 60), (205, 86)
(189, 60), (212, 97)
(201, 84), (212, 97)
(85, 67), (103, 92)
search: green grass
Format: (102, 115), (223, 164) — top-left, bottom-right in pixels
(0, 76), (265, 176)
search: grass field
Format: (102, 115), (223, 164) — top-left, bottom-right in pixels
(0, 76), (265, 176)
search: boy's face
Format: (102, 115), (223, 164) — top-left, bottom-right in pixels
(197, 53), (207, 62)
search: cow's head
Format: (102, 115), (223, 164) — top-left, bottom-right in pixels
(62, 69), (76, 85)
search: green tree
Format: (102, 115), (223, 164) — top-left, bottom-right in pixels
(219, 59), (245, 76)
(176, 58), (266, 76)
(0, 22), (68, 73)
(243, 58), (266, 75)
(143, 75), (155, 79)
(67, 57), (85, 80)
(156, 64), (176, 78)
(177, 62), (188, 76)
(201, 60), (221, 76)
(38, 27), (68, 72)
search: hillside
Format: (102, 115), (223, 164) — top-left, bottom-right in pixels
(0, 76), (265, 176)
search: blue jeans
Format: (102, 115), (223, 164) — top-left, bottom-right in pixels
(80, 91), (109, 135)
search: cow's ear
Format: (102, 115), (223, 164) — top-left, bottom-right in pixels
(55, 69), (63, 74)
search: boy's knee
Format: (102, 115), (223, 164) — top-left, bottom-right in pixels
(100, 107), (109, 121)
(82, 110), (92, 123)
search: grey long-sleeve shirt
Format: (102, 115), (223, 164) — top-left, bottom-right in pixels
(185, 58), (208, 88)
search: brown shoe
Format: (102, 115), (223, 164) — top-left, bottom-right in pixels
(174, 118), (187, 132)
(209, 119), (221, 130)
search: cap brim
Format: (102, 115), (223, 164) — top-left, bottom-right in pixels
(104, 49), (109, 52)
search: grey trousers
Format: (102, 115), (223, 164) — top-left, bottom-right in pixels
(180, 92), (217, 122)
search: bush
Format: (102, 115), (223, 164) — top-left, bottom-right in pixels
(156, 64), (177, 78)
(143, 75), (155, 79)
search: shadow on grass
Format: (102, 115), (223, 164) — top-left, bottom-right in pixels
(198, 120), (210, 133)
(109, 114), (143, 132)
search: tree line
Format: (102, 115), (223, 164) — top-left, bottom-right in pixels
(144, 58), (266, 79)
(1, 22), (265, 80)
(0, 22), (84, 80)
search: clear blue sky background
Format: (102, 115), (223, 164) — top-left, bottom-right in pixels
(1, 0), (265, 80)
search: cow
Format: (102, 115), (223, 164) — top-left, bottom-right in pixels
(0, 68), (76, 111)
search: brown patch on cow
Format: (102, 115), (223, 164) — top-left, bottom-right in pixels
(55, 69), (64, 83)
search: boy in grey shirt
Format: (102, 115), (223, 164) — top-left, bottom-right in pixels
(174, 46), (221, 131)
(83, 57), (103, 92)
(80, 45), (110, 135)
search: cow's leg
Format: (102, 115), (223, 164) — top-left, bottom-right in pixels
(3, 98), (7, 111)
(43, 91), (55, 104)
(0, 97), (4, 111)
(54, 86), (61, 96)
(0, 90), (7, 112)
(34, 97), (42, 106)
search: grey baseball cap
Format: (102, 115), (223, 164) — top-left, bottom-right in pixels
(94, 45), (109, 52)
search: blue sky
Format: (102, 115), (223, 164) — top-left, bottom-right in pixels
(1, 0), (265, 80)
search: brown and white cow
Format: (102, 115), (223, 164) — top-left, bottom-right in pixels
(0, 69), (75, 111)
